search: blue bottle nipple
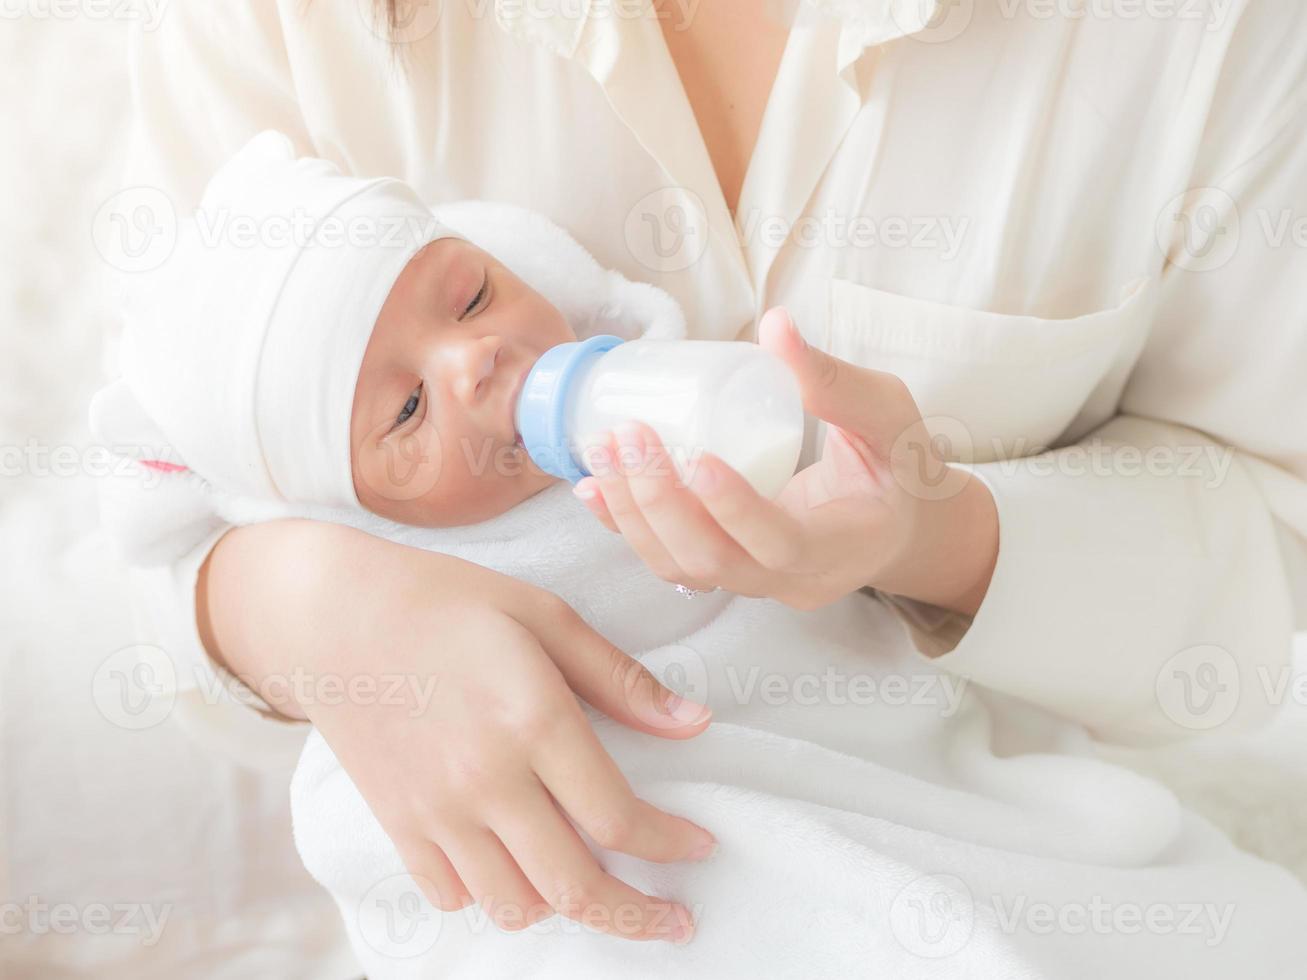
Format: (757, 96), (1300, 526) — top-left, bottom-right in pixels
(514, 334), (626, 483)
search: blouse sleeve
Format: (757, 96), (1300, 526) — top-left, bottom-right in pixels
(883, 8), (1307, 746)
(98, 0), (319, 758)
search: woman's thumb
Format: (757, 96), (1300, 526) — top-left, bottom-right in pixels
(758, 306), (885, 435)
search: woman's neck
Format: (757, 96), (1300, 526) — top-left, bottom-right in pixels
(653, 0), (790, 216)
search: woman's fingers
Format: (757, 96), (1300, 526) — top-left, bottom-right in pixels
(572, 477), (617, 532)
(584, 423), (804, 591)
(587, 433), (693, 585)
(525, 596), (712, 738)
(685, 453), (806, 571)
(492, 788), (697, 943)
(392, 836), (474, 913)
(611, 422), (758, 586)
(758, 306), (905, 441)
(441, 826), (553, 931)
(529, 708), (716, 864)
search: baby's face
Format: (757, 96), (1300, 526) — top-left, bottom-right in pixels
(350, 237), (575, 526)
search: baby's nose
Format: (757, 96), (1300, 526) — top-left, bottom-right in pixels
(448, 336), (503, 406)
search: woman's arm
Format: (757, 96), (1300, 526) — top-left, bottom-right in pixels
(573, 6), (1307, 746)
(197, 518), (714, 940)
(118, 1), (713, 941)
(101, 0), (324, 724)
(871, 7), (1307, 744)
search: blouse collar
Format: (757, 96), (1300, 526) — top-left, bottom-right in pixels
(491, 0), (949, 65)
(487, 0), (949, 301)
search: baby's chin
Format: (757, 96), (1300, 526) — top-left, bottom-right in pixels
(371, 471), (561, 528)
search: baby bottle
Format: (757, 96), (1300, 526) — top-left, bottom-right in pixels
(515, 335), (804, 499)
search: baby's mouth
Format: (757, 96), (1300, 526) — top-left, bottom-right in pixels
(507, 362), (532, 450)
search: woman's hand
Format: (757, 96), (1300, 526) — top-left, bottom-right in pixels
(197, 520), (714, 943)
(572, 307), (1000, 617)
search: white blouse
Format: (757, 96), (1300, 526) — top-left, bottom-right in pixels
(108, 0), (1307, 756)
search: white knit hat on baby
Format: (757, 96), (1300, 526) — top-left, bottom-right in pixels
(112, 130), (454, 509)
(89, 131), (688, 555)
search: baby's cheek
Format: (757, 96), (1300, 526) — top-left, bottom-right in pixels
(416, 432), (538, 524)
(354, 421), (447, 512)
(356, 423), (551, 525)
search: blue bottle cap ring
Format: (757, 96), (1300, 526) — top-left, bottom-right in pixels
(516, 334), (626, 483)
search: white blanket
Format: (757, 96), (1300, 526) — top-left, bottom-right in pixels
(280, 484), (1307, 978)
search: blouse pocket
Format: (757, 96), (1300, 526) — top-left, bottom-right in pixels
(822, 276), (1156, 463)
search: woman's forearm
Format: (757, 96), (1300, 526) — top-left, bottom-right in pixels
(195, 513), (715, 940)
(196, 518), (372, 720)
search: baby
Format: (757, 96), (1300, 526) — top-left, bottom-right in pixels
(93, 133), (1307, 979)
(96, 130), (684, 530)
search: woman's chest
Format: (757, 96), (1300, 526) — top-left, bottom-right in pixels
(287, 0), (1231, 459)
(650, 0), (790, 214)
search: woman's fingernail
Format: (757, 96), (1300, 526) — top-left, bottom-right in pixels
(589, 442), (614, 476)
(689, 457), (718, 495)
(778, 310), (806, 349)
(688, 838), (717, 861)
(614, 422), (645, 473)
(573, 479), (598, 501)
(663, 691), (711, 725)
(669, 906), (696, 944)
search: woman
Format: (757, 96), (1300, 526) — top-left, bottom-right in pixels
(112, 0), (1307, 957)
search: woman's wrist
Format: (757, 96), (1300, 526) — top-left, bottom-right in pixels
(875, 471), (999, 619)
